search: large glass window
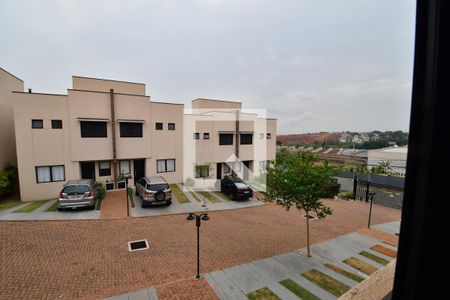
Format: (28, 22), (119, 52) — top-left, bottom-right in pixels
(119, 161), (130, 175)
(120, 122), (143, 137)
(195, 165), (210, 178)
(99, 161), (111, 176)
(157, 159), (175, 173)
(240, 133), (253, 145)
(80, 121), (107, 138)
(219, 133), (233, 145)
(35, 165), (65, 183)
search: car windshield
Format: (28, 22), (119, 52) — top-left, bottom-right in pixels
(147, 184), (169, 191)
(62, 185), (90, 194)
(235, 182), (249, 189)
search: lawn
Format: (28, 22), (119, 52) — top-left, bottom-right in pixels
(343, 257), (378, 275)
(324, 263), (364, 283)
(198, 191), (220, 203)
(45, 201), (59, 212)
(13, 200), (48, 213)
(301, 269), (351, 297)
(247, 287), (281, 300)
(170, 184), (190, 203)
(211, 191), (230, 202)
(359, 251), (389, 265)
(279, 279), (320, 300)
(189, 190), (202, 202)
(0, 197), (22, 212)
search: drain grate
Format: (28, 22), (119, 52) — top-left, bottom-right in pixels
(128, 239), (149, 252)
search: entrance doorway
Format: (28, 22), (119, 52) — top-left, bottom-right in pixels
(243, 161), (251, 180)
(133, 159), (146, 185)
(216, 163), (222, 180)
(80, 162), (95, 179)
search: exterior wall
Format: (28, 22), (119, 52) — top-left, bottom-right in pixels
(72, 76), (146, 95)
(192, 98), (241, 110)
(0, 68), (24, 169)
(367, 146), (407, 175)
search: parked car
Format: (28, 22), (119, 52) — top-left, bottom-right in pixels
(220, 177), (253, 200)
(57, 179), (98, 210)
(135, 176), (172, 207)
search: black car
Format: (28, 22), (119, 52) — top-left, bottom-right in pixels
(220, 178), (253, 200)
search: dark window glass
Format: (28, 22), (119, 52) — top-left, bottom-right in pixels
(267, 133), (272, 139)
(168, 123), (175, 130)
(99, 161), (111, 176)
(219, 133), (233, 145)
(120, 122), (143, 138)
(240, 134), (253, 145)
(147, 183), (169, 191)
(62, 185), (90, 194)
(194, 133), (200, 139)
(155, 122), (163, 130)
(52, 120), (63, 129)
(32, 119), (43, 129)
(204, 133), (210, 139)
(80, 121), (107, 138)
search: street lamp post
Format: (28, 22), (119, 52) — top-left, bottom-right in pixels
(186, 212), (210, 279)
(367, 192), (376, 228)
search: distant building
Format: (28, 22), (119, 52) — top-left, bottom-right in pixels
(367, 146), (408, 176)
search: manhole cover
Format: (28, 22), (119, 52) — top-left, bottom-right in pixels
(128, 239), (149, 252)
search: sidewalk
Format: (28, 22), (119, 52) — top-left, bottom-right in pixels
(206, 221), (400, 299)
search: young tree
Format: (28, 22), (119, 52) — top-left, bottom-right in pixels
(378, 160), (392, 174)
(266, 149), (336, 257)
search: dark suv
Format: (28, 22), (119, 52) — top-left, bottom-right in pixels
(135, 176), (172, 207)
(220, 177), (253, 200)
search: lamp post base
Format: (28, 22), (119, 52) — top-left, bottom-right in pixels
(195, 274), (204, 280)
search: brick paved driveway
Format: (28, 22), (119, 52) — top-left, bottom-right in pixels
(0, 199), (401, 299)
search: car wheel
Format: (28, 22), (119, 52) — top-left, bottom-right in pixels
(141, 199), (147, 208)
(89, 203), (96, 210)
(57, 207), (64, 211)
(229, 193), (234, 200)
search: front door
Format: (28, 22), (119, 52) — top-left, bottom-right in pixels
(133, 159), (146, 185)
(243, 161), (250, 180)
(216, 163), (222, 180)
(80, 162), (95, 179)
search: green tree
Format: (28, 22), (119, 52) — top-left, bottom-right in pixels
(266, 149), (335, 257)
(378, 160), (392, 174)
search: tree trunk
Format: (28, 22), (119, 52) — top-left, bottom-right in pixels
(306, 210), (311, 257)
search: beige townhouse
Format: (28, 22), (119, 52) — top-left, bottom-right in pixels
(0, 67), (277, 202)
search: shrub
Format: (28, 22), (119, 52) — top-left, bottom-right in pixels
(0, 171), (11, 199)
(321, 179), (341, 198)
(338, 191), (354, 199)
(184, 177), (195, 187)
(4, 164), (18, 184)
(98, 187), (106, 201)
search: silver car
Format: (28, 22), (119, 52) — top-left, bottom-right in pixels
(57, 179), (98, 210)
(135, 176), (172, 207)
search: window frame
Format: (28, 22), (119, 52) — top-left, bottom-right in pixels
(32, 119), (43, 129)
(119, 122), (143, 138)
(155, 122), (163, 130)
(266, 133), (272, 139)
(193, 133), (200, 139)
(240, 133), (253, 145)
(156, 159), (176, 173)
(118, 160), (131, 175)
(219, 133), (234, 145)
(99, 161), (111, 177)
(80, 121), (108, 138)
(203, 132), (210, 139)
(168, 123), (175, 130)
(35, 165), (65, 184)
(51, 120), (63, 129)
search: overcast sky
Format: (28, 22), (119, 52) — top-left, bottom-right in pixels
(0, 0), (416, 134)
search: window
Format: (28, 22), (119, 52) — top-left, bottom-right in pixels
(204, 133), (210, 139)
(119, 160), (130, 175)
(232, 161), (241, 172)
(157, 159), (176, 173)
(259, 160), (269, 172)
(240, 133), (253, 145)
(32, 119), (43, 129)
(35, 165), (65, 183)
(168, 123), (175, 130)
(120, 122), (143, 138)
(223, 163), (231, 174)
(80, 121), (107, 138)
(155, 122), (163, 130)
(267, 133), (272, 139)
(193, 133), (200, 139)
(51, 120), (62, 129)
(219, 133), (233, 145)
(99, 161), (111, 176)
(195, 165), (210, 178)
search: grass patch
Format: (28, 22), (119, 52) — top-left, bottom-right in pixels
(0, 198), (22, 212)
(279, 279), (320, 300)
(170, 184), (190, 203)
(198, 191), (220, 203)
(45, 201), (59, 212)
(188, 190), (202, 202)
(371, 245), (397, 258)
(211, 191), (229, 202)
(13, 200), (48, 213)
(247, 287), (281, 300)
(343, 257), (378, 275)
(359, 251), (389, 265)
(324, 263), (364, 283)
(302, 269), (350, 297)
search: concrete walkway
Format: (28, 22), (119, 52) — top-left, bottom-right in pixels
(101, 190), (129, 219)
(105, 287), (159, 300)
(206, 221), (399, 300)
